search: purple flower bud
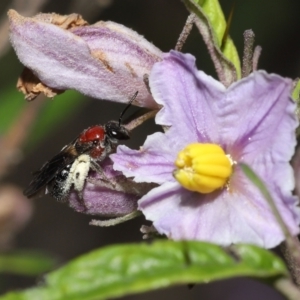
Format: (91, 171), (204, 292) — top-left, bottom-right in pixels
(8, 10), (162, 108)
(68, 158), (156, 224)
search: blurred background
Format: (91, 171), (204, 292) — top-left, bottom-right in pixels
(0, 0), (300, 299)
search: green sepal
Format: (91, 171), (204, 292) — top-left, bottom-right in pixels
(183, 0), (241, 85)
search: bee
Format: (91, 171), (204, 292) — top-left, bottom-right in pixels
(24, 92), (137, 203)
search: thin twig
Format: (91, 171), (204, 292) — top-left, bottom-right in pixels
(124, 109), (158, 131)
(175, 13), (195, 52)
(242, 30), (255, 77)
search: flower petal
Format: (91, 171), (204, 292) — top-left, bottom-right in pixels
(150, 50), (226, 142)
(139, 179), (299, 248)
(8, 10), (162, 108)
(112, 131), (180, 184)
(224, 72), (299, 234)
(223, 71), (296, 160)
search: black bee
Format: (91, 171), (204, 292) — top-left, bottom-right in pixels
(24, 92), (137, 202)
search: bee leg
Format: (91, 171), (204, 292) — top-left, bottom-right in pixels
(76, 189), (87, 212)
(86, 177), (118, 191)
(71, 155), (91, 212)
(90, 161), (116, 189)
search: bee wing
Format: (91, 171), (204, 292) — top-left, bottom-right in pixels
(23, 144), (77, 198)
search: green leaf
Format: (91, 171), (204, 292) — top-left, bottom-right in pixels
(183, 0), (241, 85)
(0, 241), (288, 300)
(0, 251), (56, 276)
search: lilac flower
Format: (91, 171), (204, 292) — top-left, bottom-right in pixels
(112, 51), (300, 248)
(8, 10), (162, 108)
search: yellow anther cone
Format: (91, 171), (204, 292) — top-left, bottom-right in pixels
(174, 143), (233, 194)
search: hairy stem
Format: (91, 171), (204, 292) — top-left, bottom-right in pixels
(175, 13), (195, 52)
(273, 277), (300, 300)
(280, 237), (300, 287)
(242, 29), (255, 77)
(89, 211), (142, 227)
(252, 45), (262, 71)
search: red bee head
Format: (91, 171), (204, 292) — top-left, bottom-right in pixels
(76, 91), (137, 160)
(77, 125), (106, 159)
(78, 126), (105, 144)
(77, 121), (130, 160)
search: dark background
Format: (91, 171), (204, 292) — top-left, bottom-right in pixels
(1, 0), (300, 299)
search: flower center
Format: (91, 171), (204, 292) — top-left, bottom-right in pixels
(173, 143), (233, 193)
